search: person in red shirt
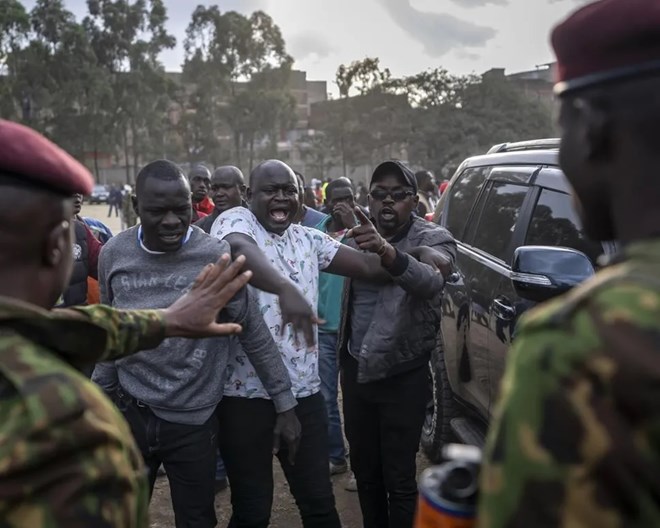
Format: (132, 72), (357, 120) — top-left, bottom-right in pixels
(189, 165), (214, 221)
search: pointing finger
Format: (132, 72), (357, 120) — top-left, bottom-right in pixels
(354, 207), (372, 226)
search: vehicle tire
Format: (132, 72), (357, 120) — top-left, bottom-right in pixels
(421, 343), (460, 463)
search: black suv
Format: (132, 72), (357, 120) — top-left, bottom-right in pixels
(422, 139), (616, 462)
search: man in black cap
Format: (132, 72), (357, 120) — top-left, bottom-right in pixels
(212, 159), (453, 528)
(478, 0), (660, 527)
(338, 159), (455, 528)
(0, 119), (253, 527)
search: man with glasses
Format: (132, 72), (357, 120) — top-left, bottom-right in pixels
(211, 159), (452, 527)
(338, 160), (456, 528)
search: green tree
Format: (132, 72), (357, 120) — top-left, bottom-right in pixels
(335, 57), (391, 98)
(182, 7), (295, 169)
(84, 0), (175, 182)
(406, 72), (554, 173)
(0, 0), (30, 118)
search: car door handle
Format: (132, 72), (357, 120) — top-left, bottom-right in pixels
(446, 272), (460, 284)
(493, 298), (515, 320)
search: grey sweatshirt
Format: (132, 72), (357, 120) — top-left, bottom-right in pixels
(92, 226), (296, 425)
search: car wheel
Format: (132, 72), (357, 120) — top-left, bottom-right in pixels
(421, 347), (459, 463)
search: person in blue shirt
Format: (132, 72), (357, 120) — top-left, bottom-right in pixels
(314, 178), (357, 477)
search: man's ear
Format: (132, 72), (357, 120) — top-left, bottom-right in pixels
(578, 97), (612, 162)
(44, 220), (69, 268)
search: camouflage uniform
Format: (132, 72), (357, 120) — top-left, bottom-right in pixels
(478, 239), (660, 528)
(0, 296), (165, 527)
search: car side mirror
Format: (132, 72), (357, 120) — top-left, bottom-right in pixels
(511, 246), (595, 303)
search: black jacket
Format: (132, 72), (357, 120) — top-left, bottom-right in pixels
(338, 217), (456, 383)
(62, 220), (90, 307)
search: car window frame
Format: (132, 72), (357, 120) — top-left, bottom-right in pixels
(519, 184), (610, 266)
(461, 166), (540, 266)
(440, 165), (492, 241)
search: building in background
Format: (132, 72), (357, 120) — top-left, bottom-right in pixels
(483, 63), (556, 110)
(95, 69), (328, 186)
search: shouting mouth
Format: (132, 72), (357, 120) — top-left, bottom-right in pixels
(269, 208), (290, 223)
(380, 208), (397, 222)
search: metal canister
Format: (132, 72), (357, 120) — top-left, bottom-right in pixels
(415, 444), (481, 528)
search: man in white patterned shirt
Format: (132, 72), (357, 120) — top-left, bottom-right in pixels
(211, 160), (423, 528)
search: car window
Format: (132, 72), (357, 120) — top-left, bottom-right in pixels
(444, 167), (489, 240)
(470, 182), (529, 262)
(526, 189), (604, 264)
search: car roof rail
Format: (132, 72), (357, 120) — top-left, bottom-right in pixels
(487, 138), (561, 154)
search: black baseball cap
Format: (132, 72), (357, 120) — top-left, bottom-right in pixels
(370, 160), (418, 194)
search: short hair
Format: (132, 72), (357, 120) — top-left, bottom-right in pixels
(136, 160), (187, 197)
(415, 170), (433, 185)
(212, 166), (245, 186)
(325, 177), (354, 201)
(189, 164), (211, 180)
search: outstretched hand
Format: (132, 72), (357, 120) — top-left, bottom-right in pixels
(163, 254), (252, 337)
(346, 207), (387, 254)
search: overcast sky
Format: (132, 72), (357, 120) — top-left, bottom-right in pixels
(26, 0), (589, 93)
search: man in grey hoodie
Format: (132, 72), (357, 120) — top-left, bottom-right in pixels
(92, 160), (300, 528)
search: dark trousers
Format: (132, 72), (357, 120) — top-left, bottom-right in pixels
(108, 202), (120, 217)
(341, 355), (430, 528)
(217, 393), (341, 528)
(117, 392), (218, 528)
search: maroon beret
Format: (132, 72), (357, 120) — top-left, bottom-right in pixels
(552, 0), (660, 96)
(0, 119), (93, 195)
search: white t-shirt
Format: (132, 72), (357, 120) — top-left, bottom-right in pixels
(211, 207), (341, 399)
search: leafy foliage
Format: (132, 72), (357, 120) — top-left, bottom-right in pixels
(0, 2), (555, 183)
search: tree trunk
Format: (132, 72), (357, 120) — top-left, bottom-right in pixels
(248, 136), (255, 173)
(93, 148), (100, 181)
(341, 134), (347, 177)
(131, 120), (139, 185)
(123, 126), (131, 184)
(234, 132), (242, 169)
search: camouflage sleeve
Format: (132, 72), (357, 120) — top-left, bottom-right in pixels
(0, 339), (149, 527)
(64, 304), (165, 362)
(477, 280), (660, 528)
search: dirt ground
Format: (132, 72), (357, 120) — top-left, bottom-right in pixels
(148, 452), (431, 528)
(84, 203), (123, 233)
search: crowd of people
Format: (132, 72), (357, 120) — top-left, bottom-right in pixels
(3, 1), (660, 527)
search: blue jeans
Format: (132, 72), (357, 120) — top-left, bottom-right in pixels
(318, 332), (347, 464)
